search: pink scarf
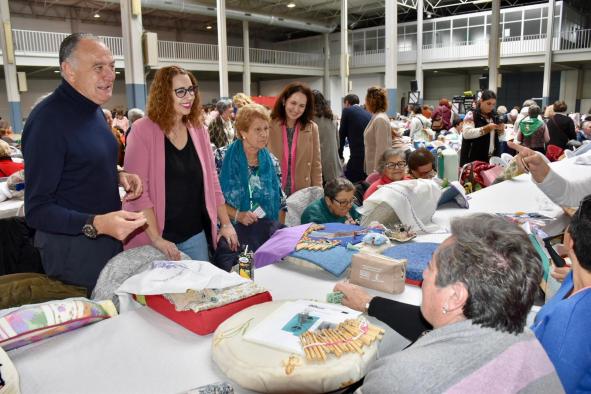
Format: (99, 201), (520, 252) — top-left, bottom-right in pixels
(280, 122), (300, 194)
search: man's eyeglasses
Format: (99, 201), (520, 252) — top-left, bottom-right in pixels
(385, 161), (407, 170)
(332, 197), (358, 208)
(174, 85), (198, 98)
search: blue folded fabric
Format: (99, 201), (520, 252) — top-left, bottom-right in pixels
(382, 242), (440, 282)
(289, 246), (358, 277)
(308, 223), (380, 246)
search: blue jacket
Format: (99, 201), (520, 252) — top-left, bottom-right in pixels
(533, 272), (591, 393)
(339, 105), (371, 182)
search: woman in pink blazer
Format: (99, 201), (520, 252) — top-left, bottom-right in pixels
(123, 66), (238, 261)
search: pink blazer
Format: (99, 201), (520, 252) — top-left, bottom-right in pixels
(122, 117), (225, 250)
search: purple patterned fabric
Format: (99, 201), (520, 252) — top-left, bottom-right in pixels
(253, 224), (311, 268)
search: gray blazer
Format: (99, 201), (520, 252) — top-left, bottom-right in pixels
(314, 116), (342, 183)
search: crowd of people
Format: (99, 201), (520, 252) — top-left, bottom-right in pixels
(3, 32), (591, 393)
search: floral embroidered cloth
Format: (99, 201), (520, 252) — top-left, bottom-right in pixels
(164, 281), (268, 313)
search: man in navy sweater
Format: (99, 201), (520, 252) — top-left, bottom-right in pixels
(22, 33), (146, 292)
(338, 94), (372, 183)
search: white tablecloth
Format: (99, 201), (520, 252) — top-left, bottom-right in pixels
(9, 156), (582, 394)
(0, 198), (23, 219)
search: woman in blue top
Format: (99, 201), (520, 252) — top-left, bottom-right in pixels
(533, 194), (591, 393)
(214, 103), (284, 270)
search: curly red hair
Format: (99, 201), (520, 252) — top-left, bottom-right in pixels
(146, 66), (202, 133)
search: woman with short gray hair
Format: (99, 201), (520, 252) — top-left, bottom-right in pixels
(208, 98), (235, 148)
(301, 177), (360, 224)
(516, 104), (550, 154)
(364, 147), (409, 200)
(335, 214), (563, 393)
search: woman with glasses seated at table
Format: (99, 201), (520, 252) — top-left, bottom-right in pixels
(123, 66), (238, 261)
(335, 214), (563, 393)
(407, 147), (435, 179)
(301, 177), (361, 224)
(363, 148), (411, 200)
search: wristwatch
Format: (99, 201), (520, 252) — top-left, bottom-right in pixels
(82, 215), (98, 239)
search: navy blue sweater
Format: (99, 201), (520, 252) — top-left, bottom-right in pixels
(22, 80), (121, 235)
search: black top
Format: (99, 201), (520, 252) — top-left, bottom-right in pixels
(547, 113), (576, 149)
(369, 296), (432, 343)
(162, 132), (205, 243)
(22, 80), (120, 235)
(459, 109), (500, 166)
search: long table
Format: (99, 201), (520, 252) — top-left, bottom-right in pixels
(0, 197), (23, 219)
(8, 156), (581, 394)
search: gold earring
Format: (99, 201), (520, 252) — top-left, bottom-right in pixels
(442, 306), (448, 315)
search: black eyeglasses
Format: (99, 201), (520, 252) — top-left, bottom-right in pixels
(331, 197), (358, 208)
(174, 85), (198, 98)
(385, 161), (407, 170)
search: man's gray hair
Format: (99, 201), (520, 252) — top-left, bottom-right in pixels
(522, 99), (536, 108)
(216, 98), (233, 114)
(127, 108), (145, 124)
(434, 213), (542, 334)
(59, 32), (103, 66)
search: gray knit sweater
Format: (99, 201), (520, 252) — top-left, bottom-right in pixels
(360, 319), (564, 393)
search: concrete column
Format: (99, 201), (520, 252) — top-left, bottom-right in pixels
(542, 0), (555, 107)
(488, 0), (500, 92)
(242, 21), (251, 96)
(217, 0), (229, 98)
(323, 33), (331, 102)
(416, 0), (423, 104)
(385, 0), (398, 116)
(120, 0), (147, 110)
(0, 0), (22, 132)
(340, 0), (348, 98)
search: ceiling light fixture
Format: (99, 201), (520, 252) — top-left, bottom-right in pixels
(53, 70), (60, 73)
(93, 12), (100, 18)
(206, 24), (213, 30)
(286, 2), (296, 8)
(426, 12), (432, 19)
(115, 71), (121, 74)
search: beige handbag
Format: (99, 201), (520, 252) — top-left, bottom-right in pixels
(349, 253), (407, 294)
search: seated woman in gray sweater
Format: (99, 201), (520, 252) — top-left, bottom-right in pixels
(336, 214), (563, 393)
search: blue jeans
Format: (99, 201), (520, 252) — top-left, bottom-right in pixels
(176, 231), (210, 261)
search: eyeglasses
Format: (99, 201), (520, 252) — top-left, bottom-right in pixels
(174, 85), (198, 98)
(331, 197), (358, 208)
(385, 161), (407, 170)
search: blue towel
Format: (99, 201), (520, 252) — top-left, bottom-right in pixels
(308, 223), (381, 246)
(382, 242), (440, 282)
(290, 246), (358, 277)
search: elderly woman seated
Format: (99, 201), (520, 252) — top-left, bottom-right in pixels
(363, 148), (410, 200)
(532, 195), (591, 392)
(335, 214), (563, 393)
(214, 103), (284, 270)
(407, 147), (435, 179)
(0, 140), (23, 177)
(301, 178), (360, 224)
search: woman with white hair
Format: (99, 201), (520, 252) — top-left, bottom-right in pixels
(208, 98), (236, 148)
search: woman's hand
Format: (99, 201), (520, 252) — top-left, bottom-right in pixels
(508, 141), (551, 183)
(153, 237), (181, 261)
(237, 211), (259, 226)
(334, 282), (373, 313)
(550, 266), (571, 283)
(219, 223), (239, 251)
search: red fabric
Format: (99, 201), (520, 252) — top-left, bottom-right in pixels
(0, 159), (24, 177)
(139, 291), (272, 335)
(251, 96), (277, 109)
(364, 175), (412, 200)
(460, 161), (495, 189)
(545, 144), (564, 162)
